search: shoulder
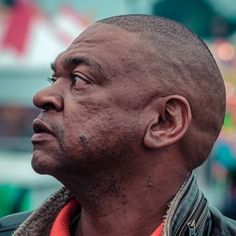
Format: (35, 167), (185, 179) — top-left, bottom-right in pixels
(0, 211), (32, 236)
(210, 206), (236, 235)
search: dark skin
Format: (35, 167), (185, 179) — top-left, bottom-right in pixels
(32, 23), (192, 236)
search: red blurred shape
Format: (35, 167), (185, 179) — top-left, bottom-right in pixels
(2, 0), (34, 55)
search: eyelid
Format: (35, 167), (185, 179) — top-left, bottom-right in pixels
(71, 71), (93, 83)
(47, 76), (58, 84)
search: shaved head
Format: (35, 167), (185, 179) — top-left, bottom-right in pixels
(98, 14), (226, 169)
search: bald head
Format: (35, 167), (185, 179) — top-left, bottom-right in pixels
(98, 14), (226, 169)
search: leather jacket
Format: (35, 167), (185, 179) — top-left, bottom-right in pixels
(162, 174), (236, 236)
(0, 174), (236, 235)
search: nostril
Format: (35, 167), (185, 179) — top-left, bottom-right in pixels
(33, 124), (44, 133)
(42, 103), (56, 112)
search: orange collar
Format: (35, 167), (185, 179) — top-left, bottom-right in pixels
(150, 223), (163, 236)
(50, 198), (80, 236)
(50, 198), (163, 236)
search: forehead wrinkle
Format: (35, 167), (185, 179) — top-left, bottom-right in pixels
(53, 55), (108, 80)
(64, 56), (99, 71)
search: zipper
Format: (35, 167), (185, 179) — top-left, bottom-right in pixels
(191, 203), (208, 234)
(187, 198), (208, 236)
(175, 194), (207, 235)
(174, 192), (202, 235)
(187, 220), (196, 236)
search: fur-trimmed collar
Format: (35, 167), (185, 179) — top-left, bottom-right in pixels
(13, 187), (73, 236)
(13, 174), (204, 236)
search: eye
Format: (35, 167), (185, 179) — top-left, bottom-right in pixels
(47, 77), (57, 84)
(70, 73), (91, 89)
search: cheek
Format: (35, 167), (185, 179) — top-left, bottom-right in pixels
(62, 113), (112, 152)
(66, 113), (140, 154)
(60, 98), (143, 157)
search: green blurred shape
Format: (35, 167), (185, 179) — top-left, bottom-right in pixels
(0, 185), (31, 217)
(152, 0), (236, 38)
(223, 113), (234, 129)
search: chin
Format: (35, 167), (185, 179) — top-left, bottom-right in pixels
(31, 150), (58, 175)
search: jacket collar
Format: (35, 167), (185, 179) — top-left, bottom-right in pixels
(13, 187), (73, 236)
(163, 173), (211, 236)
(13, 174), (211, 236)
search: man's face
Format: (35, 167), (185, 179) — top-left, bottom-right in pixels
(31, 23), (148, 181)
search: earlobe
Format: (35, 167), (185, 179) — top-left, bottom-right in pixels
(143, 95), (192, 149)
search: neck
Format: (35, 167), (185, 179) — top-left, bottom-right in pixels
(63, 157), (189, 236)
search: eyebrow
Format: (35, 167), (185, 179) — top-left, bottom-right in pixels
(50, 56), (105, 78)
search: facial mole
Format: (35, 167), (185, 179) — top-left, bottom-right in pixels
(121, 194), (127, 213)
(147, 176), (153, 188)
(79, 135), (88, 143)
(121, 194), (126, 202)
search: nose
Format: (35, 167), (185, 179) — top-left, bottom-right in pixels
(33, 85), (64, 112)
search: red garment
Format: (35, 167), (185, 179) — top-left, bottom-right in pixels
(2, 0), (35, 55)
(150, 223), (163, 236)
(50, 199), (163, 236)
(50, 198), (80, 236)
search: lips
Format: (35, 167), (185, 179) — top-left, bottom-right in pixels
(33, 119), (54, 135)
(31, 119), (54, 143)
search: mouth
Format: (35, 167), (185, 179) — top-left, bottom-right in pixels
(31, 119), (54, 143)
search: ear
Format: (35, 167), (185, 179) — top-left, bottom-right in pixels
(143, 95), (192, 149)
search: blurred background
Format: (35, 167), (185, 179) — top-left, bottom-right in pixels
(1, 0), (236, 219)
